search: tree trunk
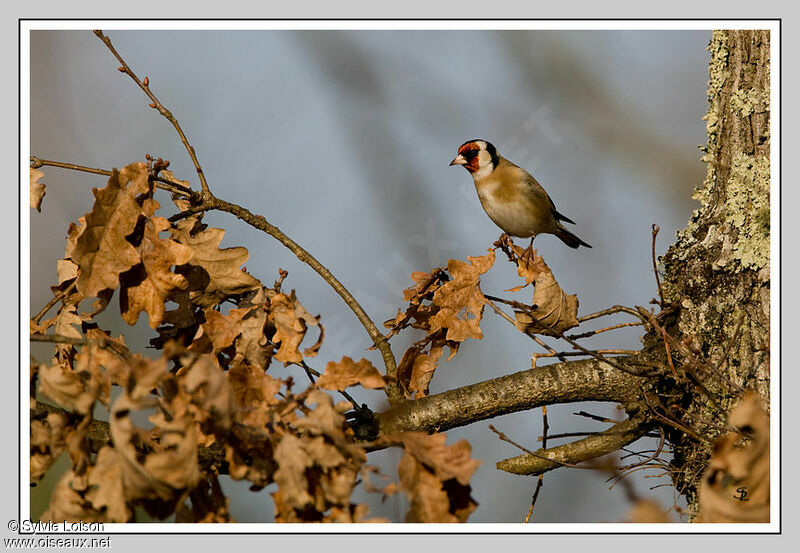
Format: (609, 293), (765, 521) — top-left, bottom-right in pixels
(659, 29), (771, 513)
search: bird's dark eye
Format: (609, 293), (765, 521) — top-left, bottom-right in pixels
(464, 150), (478, 158)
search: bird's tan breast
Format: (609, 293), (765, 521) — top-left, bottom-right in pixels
(474, 166), (556, 238)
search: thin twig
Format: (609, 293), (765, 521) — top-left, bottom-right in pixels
(531, 349), (639, 359)
(538, 431), (600, 442)
(488, 424), (590, 470)
(30, 333), (87, 345)
(566, 321), (643, 340)
(32, 281), (76, 325)
(527, 326), (652, 377)
(94, 30), (211, 199)
(30, 157), (111, 177)
(524, 406), (549, 523)
(30, 156), (193, 198)
(616, 427), (665, 472)
(167, 202), (217, 222)
(659, 325), (679, 378)
(651, 225), (666, 306)
(577, 305), (646, 324)
(607, 463), (669, 490)
(527, 335), (566, 365)
(607, 431), (670, 491)
(639, 385), (709, 444)
(485, 297), (566, 363)
(297, 360), (318, 384)
(484, 297), (517, 326)
(573, 410), (615, 423)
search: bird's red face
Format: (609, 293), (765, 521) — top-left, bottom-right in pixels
(449, 142), (482, 173)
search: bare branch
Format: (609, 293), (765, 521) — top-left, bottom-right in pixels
(30, 156), (193, 198)
(496, 414), (649, 476)
(30, 333), (87, 346)
(490, 424), (588, 470)
(485, 297), (567, 363)
(577, 305), (645, 324)
(566, 321), (643, 340)
(377, 357), (644, 435)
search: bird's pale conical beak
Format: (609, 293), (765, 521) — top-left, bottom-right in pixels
(449, 154), (467, 166)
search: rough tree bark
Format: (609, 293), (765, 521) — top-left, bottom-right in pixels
(659, 29), (771, 511)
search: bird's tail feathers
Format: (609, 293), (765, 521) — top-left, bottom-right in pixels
(555, 224), (592, 249)
(552, 209), (576, 225)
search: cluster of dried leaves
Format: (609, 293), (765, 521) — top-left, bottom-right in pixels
(30, 162), (481, 523)
(384, 234), (579, 399)
(384, 252), (494, 398)
(493, 235), (579, 336)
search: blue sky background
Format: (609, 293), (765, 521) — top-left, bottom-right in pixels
(29, 28), (711, 523)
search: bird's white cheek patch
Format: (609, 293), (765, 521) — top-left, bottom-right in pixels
(472, 164), (493, 180)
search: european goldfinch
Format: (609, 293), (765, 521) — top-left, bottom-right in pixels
(450, 139), (591, 249)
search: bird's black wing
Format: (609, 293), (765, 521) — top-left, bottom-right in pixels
(520, 170), (577, 224)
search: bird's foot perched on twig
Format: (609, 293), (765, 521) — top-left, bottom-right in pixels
(522, 236), (537, 265)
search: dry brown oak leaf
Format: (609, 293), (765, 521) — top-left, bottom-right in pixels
(41, 446), (131, 523)
(169, 217), (261, 308)
(269, 291), (324, 365)
(511, 249), (579, 335)
(30, 167), (46, 212)
(696, 392), (770, 523)
(382, 432), (480, 523)
(68, 162), (155, 298)
(428, 250), (495, 342)
(120, 216), (193, 328)
(317, 356), (386, 391)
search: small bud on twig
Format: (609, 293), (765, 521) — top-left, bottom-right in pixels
(117, 66), (126, 72)
(143, 77), (149, 87)
(149, 102), (157, 109)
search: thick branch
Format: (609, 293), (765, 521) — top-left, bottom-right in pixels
(495, 414), (649, 476)
(34, 357), (646, 479)
(32, 402), (226, 474)
(377, 357), (644, 435)
(33, 402), (111, 455)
